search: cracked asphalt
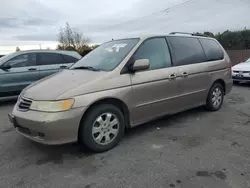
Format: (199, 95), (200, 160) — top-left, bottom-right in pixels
(0, 84), (250, 188)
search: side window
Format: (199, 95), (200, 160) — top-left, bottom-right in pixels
(38, 53), (64, 65)
(133, 38), (172, 70)
(199, 39), (224, 61)
(5, 54), (36, 68)
(167, 36), (206, 66)
(62, 55), (79, 64)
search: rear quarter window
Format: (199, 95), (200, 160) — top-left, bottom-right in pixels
(62, 54), (79, 63)
(38, 53), (64, 65)
(199, 39), (224, 61)
(166, 36), (206, 66)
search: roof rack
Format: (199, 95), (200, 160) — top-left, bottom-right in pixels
(169, 32), (195, 36)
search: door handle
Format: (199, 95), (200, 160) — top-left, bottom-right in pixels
(60, 65), (67, 69)
(181, 72), (189, 77)
(28, 68), (37, 71)
(169, 73), (177, 80)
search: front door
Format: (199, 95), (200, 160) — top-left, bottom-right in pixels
(0, 53), (39, 97)
(129, 37), (180, 125)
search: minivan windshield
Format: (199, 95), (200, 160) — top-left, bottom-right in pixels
(70, 38), (139, 71)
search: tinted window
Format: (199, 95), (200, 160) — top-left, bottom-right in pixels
(167, 36), (206, 66)
(70, 38), (139, 71)
(133, 38), (172, 70)
(5, 54), (36, 68)
(199, 39), (224, 61)
(62, 55), (79, 63)
(38, 53), (64, 65)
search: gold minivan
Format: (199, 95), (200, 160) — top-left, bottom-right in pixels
(9, 33), (232, 152)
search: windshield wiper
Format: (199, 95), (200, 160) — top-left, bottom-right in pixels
(71, 66), (101, 71)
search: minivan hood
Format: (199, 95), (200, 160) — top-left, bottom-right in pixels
(23, 70), (107, 100)
(233, 62), (250, 71)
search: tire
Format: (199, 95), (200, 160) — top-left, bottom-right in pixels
(233, 80), (239, 84)
(205, 83), (224, 111)
(79, 104), (125, 152)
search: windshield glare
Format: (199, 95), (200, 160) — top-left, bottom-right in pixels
(70, 38), (139, 71)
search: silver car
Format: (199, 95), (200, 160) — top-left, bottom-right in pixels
(232, 58), (250, 83)
(0, 50), (81, 100)
(9, 34), (232, 152)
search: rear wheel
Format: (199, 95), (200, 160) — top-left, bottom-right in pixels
(79, 104), (125, 152)
(205, 83), (224, 111)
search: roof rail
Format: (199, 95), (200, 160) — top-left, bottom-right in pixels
(169, 32), (195, 36)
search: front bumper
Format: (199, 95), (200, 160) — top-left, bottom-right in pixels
(232, 76), (250, 82)
(10, 105), (86, 145)
(232, 72), (250, 82)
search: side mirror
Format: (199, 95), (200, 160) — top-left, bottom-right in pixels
(131, 59), (149, 72)
(1, 64), (11, 70)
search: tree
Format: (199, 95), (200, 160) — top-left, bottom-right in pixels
(214, 30), (250, 50)
(57, 22), (90, 53)
(16, 46), (21, 51)
(203, 31), (214, 37)
(193, 29), (250, 50)
(91, 44), (99, 49)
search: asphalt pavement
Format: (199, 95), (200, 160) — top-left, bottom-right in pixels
(0, 84), (250, 188)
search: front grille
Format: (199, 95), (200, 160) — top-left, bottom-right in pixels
(233, 70), (250, 73)
(18, 97), (32, 111)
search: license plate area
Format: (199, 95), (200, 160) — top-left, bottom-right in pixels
(236, 74), (243, 77)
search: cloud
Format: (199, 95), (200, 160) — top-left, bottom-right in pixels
(0, 18), (18, 28)
(0, 17), (57, 30)
(15, 34), (57, 41)
(0, 0), (249, 49)
(0, 0), (61, 46)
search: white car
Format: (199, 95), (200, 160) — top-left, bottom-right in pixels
(232, 58), (250, 84)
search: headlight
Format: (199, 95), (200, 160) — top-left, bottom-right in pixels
(17, 94), (21, 102)
(30, 99), (74, 112)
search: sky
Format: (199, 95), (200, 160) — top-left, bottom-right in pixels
(0, 0), (249, 54)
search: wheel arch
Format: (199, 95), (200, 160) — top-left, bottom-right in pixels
(78, 97), (131, 141)
(212, 79), (226, 94)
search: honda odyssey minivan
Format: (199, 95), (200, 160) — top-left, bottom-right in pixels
(9, 33), (232, 152)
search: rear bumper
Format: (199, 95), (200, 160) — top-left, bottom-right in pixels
(10, 105), (86, 145)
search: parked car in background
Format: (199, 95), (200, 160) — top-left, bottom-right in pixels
(0, 50), (81, 99)
(232, 58), (250, 84)
(9, 34), (232, 152)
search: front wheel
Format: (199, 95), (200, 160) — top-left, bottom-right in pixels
(205, 83), (224, 111)
(79, 104), (125, 152)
